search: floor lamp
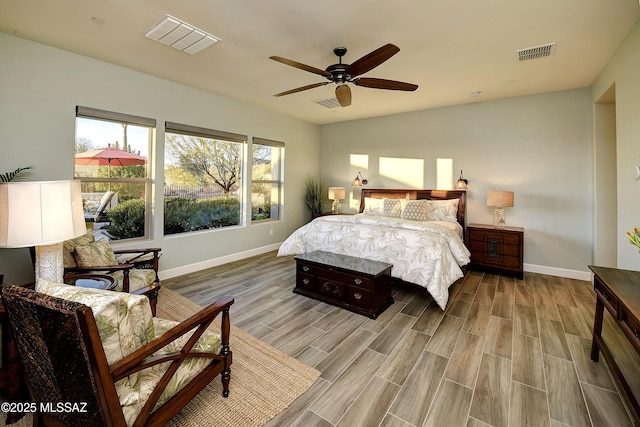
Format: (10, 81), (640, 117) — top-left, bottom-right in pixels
(0, 180), (87, 283)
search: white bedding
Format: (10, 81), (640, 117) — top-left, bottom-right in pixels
(278, 214), (470, 309)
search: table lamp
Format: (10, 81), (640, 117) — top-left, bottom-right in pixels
(328, 186), (346, 214)
(0, 180), (87, 282)
(486, 190), (514, 227)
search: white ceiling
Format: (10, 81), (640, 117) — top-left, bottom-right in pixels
(1, 0), (638, 125)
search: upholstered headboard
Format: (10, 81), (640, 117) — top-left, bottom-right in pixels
(359, 188), (467, 235)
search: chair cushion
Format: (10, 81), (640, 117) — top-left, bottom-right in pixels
(75, 239), (119, 267)
(108, 269), (157, 292)
(118, 318), (222, 425)
(63, 231), (96, 268)
(35, 278), (154, 365)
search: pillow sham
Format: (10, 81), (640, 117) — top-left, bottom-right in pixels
(425, 199), (459, 222)
(362, 197), (384, 216)
(382, 198), (403, 218)
(401, 199), (428, 221)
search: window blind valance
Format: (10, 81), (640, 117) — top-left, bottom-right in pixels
(252, 137), (285, 148)
(76, 106), (156, 127)
(165, 122), (247, 143)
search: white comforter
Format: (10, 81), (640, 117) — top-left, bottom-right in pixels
(278, 214), (471, 309)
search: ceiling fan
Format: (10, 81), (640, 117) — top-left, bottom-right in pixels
(270, 44), (418, 107)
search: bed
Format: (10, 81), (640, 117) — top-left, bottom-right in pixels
(278, 189), (471, 309)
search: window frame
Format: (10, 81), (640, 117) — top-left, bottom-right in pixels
(164, 121), (247, 235)
(75, 106), (155, 241)
(251, 137), (284, 223)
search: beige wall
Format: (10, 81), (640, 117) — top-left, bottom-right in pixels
(591, 18), (640, 270)
(0, 33), (320, 284)
(319, 89), (593, 277)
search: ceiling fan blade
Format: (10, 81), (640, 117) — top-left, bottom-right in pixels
(273, 82), (329, 97)
(335, 84), (351, 107)
(354, 78), (418, 91)
(346, 44), (400, 77)
(270, 56), (333, 78)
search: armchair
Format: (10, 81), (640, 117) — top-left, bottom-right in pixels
(1, 281), (233, 427)
(62, 231), (161, 315)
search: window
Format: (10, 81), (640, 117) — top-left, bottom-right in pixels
(251, 138), (284, 221)
(75, 107), (154, 241)
(164, 122), (246, 235)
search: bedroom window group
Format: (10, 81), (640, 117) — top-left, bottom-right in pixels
(75, 107), (285, 241)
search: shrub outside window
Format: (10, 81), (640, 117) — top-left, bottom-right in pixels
(251, 138), (284, 221)
(164, 122), (246, 236)
(74, 107), (154, 241)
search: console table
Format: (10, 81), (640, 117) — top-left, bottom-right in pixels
(294, 251), (393, 318)
(589, 265), (640, 425)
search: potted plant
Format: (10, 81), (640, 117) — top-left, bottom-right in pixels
(0, 166), (33, 182)
(304, 175), (325, 220)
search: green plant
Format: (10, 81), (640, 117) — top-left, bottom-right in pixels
(106, 198), (146, 240)
(304, 175), (325, 217)
(0, 166), (34, 182)
(163, 196), (240, 235)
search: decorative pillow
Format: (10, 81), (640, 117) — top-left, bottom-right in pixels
(401, 199), (428, 221)
(425, 199), (459, 222)
(382, 198), (403, 218)
(362, 197), (384, 216)
(74, 239), (118, 267)
(63, 231), (95, 268)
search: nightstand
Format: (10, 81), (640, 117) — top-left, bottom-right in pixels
(466, 223), (524, 279)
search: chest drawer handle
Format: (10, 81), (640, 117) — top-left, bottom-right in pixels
(302, 278), (309, 284)
(354, 278), (362, 285)
(302, 266), (309, 272)
(353, 292), (362, 300)
(633, 329), (640, 340)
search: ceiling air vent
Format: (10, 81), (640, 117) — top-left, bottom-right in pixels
(145, 15), (220, 55)
(315, 97), (341, 109)
(516, 42), (556, 61)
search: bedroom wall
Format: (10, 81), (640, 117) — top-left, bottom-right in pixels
(0, 33), (320, 284)
(591, 18), (640, 270)
(319, 89), (593, 278)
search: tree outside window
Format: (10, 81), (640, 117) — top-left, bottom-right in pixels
(164, 123), (245, 235)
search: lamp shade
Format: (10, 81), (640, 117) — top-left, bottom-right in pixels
(328, 187), (346, 200)
(0, 180), (86, 248)
(486, 190), (514, 208)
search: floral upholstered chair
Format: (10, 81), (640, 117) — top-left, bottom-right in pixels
(1, 280), (233, 427)
(63, 231), (161, 315)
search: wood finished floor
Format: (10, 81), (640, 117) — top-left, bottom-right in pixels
(163, 251), (635, 427)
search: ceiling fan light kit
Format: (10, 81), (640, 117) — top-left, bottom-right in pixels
(270, 44), (418, 107)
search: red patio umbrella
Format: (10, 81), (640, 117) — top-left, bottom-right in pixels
(74, 146), (146, 177)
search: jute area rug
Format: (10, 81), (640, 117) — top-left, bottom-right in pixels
(3, 287), (320, 427)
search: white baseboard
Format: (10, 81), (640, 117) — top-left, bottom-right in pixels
(524, 263), (592, 281)
(159, 243), (282, 280)
(160, 247), (593, 282)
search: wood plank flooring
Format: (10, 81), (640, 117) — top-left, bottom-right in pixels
(163, 251), (635, 427)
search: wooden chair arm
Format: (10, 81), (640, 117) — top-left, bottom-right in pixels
(113, 248), (162, 254)
(65, 263), (134, 273)
(110, 296), (234, 380)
